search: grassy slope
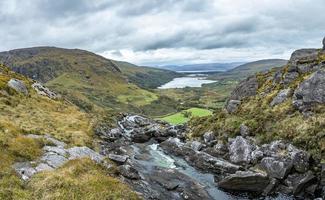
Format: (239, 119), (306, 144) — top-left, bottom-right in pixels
(189, 56), (324, 159)
(159, 107), (213, 125)
(0, 47), (160, 114)
(114, 60), (180, 89)
(0, 64), (138, 199)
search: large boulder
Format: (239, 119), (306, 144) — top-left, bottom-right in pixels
(32, 82), (58, 99)
(284, 171), (316, 195)
(228, 75), (259, 101)
(67, 146), (105, 164)
(218, 171), (270, 193)
(260, 157), (292, 179)
(287, 144), (310, 173)
(7, 78), (28, 95)
(226, 100), (241, 113)
(229, 136), (254, 164)
(270, 89), (291, 107)
(293, 69), (325, 111)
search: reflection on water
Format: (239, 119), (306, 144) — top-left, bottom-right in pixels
(158, 75), (217, 89)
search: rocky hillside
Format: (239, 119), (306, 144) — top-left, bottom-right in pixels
(0, 47), (177, 114)
(187, 40), (325, 199)
(0, 64), (138, 199)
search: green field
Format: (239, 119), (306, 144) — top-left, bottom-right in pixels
(159, 107), (213, 125)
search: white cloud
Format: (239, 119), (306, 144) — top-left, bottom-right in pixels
(0, 0), (324, 65)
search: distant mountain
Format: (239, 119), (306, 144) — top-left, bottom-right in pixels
(0, 47), (179, 114)
(155, 62), (245, 72)
(210, 59), (288, 80)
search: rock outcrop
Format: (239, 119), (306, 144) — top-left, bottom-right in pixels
(7, 78), (28, 95)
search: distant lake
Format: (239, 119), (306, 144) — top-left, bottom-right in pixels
(158, 75), (217, 89)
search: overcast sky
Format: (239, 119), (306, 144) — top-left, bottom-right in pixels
(0, 0), (324, 66)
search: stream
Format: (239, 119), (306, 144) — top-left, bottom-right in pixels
(100, 115), (293, 200)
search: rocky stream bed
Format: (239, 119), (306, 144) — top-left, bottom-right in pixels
(95, 114), (324, 200)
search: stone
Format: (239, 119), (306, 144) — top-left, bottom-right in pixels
(41, 152), (68, 168)
(108, 154), (129, 164)
(293, 69), (325, 111)
(284, 171), (316, 195)
(283, 71), (299, 86)
(130, 129), (152, 143)
(218, 171), (270, 193)
(35, 163), (54, 172)
(226, 100), (241, 113)
(263, 178), (279, 195)
(288, 144), (310, 173)
(44, 135), (67, 147)
(260, 157), (292, 179)
(118, 164), (141, 180)
(203, 131), (215, 143)
(190, 141), (203, 151)
(7, 78), (28, 95)
(229, 136), (254, 164)
(270, 89), (291, 107)
(321, 163), (325, 186)
(43, 146), (67, 157)
(32, 82), (59, 99)
(323, 37), (325, 50)
(228, 75), (259, 101)
(67, 147), (104, 164)
(251, 148), (264, 164)
(13, 162), (37, 180)
(239, 124), (250, 136)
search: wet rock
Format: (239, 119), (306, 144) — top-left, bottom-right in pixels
(131, 129), (152, 143)
(190, 141), (203, 151)
(270, 89), (291, 107)
(32, 82), (58, 99)
(229, 136), (254, 164)
(239, 124), (250, 137)
(96, 126), (122, 142)
(13, 162), (37, 180)
(133, 116), (152, 127)
(67, 147), (105, 163)
(226, 100), (241, 113)
(260, 157), (292, 179)
(293, 69), (325, 111)
(118, 164), (141, 180)
(203, 131), (215, 143)
(108, 154), (129, 164)
(284, 171), (316, 195)
(150, 168), (213, 200)
(218, 171), (270, 193)
(7, 78), (28, 95)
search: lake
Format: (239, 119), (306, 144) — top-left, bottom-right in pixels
(158, 75), (217, 89)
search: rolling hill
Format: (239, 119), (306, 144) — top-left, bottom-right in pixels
(0, 47), (179, 115)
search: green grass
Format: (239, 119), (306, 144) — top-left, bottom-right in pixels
(159, 107), (213, 125)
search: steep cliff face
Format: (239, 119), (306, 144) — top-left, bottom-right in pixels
(190, 41), (325, 160)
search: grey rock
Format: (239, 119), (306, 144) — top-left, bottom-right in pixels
(203, 131), (215, 143)
(67, 147), (104, 163)
(229, 136), (254, 164)
(43, 146), (67, 157)
(13, 162), (37, 180)
(228, 75), (259, 101)
(108, 154), (129, 164)
(118, 164), (141, 180)
(321, 164), (325, 186)
(288, 144), (310, 173)
(226, 100), (241, 113)
(35, 163), (54, 172)
(251, 148), (264, 164)
(293, 69), (325, 111)
(218, 171), (270, 193)
(270, 89), (291, 107)
(7, 78), (28, 95)
(190, 141), (203, 151)
(323, 37), (325, 50)
(239, 124), (250, 137)
(260, 157), (292, 179)
(263, 178), (279, 195)
(284, 171), (316, 195)
(131, 129), (152, 143)
(273, 69), (283, 84)
(41, 152), (68, 168)
(44, 135), (67, 147)
(283, 71), (299, 86)
(32, 82), (59, 99)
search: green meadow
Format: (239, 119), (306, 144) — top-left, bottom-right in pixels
(159, 107), (213, 125)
